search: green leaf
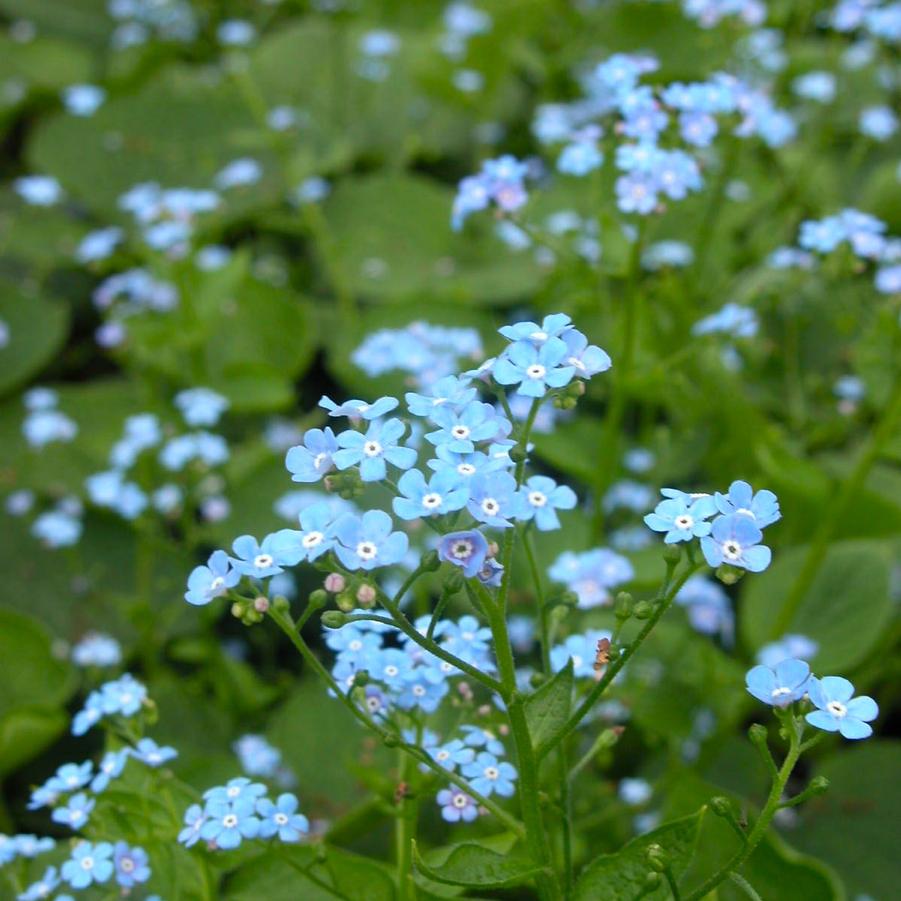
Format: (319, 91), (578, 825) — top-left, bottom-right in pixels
(572, 809), (705, 901)
(739, 540), (893, 671)
(792, 741), (900, 900)
(0, 283), (70, 397)
(532, 419), (605, 486)
(524, 659), (573, 755)
(0, 706), (67, 777)
(412, 841), (544, 889)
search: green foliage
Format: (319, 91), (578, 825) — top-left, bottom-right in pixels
(523, 659), (573, 755)
(413, 840), (544, 889)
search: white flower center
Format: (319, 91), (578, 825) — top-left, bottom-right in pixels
(349, 639), (363, 652)
(363, 441), (382, 457)
(210, 575), (225, 591)
(384, 665), (399, 677)
(275, 813), (289, 825)
(827, 700), (847, 718)
(254, 553), (274, 569)
(457, 463), (476, 476)
(313, 452), (329, 470)
(568, 355), (586, 371)
(227, 786), (240, 798)
(357, 541), (378, 561)
(413, 684), (426, 696)
(452, 793), (468, 808)
(528, 490), (547, 508)
(452, 540), (473, 559)
(722, 541), (742, 560)
(526, 364), (546, 380)
(422, 492), (443, 509)
(771, 686), (792, 700)
(366, 696), (382, 712)
(675, 514), (694, 530)
(484, 766), (499, 780)
(81, 857), (94, 871)
(436, 750), (450, 761)
(223, 814), (238, 828)
(303, 531), (323, 547)
(481, 498), (499, 516)
(451, 425), (471, 440)
(121, 858), (135, 872)
(572, 655), (583, 668)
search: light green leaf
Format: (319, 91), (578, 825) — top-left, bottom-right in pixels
(573, 809), (705, 901)
(0, 706), (68, 777)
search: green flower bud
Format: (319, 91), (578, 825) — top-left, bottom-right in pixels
(529, 672), (546, 689)
(421, 550), (441, 572)
(662, 543), (683, 564)
(633, 600), (654, 620)
(715, 564), (745, 585)
(352, 669), (369, 687)
(748, 723), (769, 746)
(307, 589), (328, 609)
(444, 569), (465, 593)
(272, 595), (291, 614)
(710, 796), (733, 817)
(614, 591), (634, 620)
(383, 733), (400, 748)
(646, 844), (668, 873)
(336, 590), (356, 612)
(807, 776), (830, 795)
(321, 610), (349, 629)
(509, 444), (528, 464)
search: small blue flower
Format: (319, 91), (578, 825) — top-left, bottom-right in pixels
(285, 428), (339, 482)
(460, 725), (505, 756)
(257, 793), (309, 842)
(61, 841), (114, 890)
(18, 866), (60, 901)
(467, 471), (522, 528)
(393, 469), (468, 520)
(178, 804), (206, 848)
(806, 676), (878, 740)
(405, 376), (477, 418)
(714, 480), (781, 528)
(428, 739), (476, 771)
(51, 792), (95, 830)
(425, 401), (503, 452)
(333, 419), (417, 482)
(438, 530), (490, 577)
(44, 761), (93, 797)
(644, 496), (716, 543)
(492, 338), (576, 398)
(131, 738), (178, 767)
(518, 475), (577, 531)
(477, 557), (504, 587)
(113, 842), (150, 888)
(200, 798), (261, 850)
(700, 514), (772, 572)
(397, 673), (448, 712)
(462, 752), (517, 797)
(436, 787), (479, 822)
(499, 314), (573, 344)
(333, 510), (409, 571)
(230, 534), (295, 579)
(91, 750), (130, 793)
(561, 329), (612, 377)
(175, 387), (229, 427)
(185, 550), (240, 606)
(745, 659), (810, 707)
(756, 634), (819, 668)
(320, 395), (399, 420)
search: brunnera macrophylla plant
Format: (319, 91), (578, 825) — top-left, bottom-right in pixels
(169, 315), (878, 899)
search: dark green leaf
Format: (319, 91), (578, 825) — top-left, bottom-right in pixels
(412, 840), (544, 889)
(524, 659), (573, 755)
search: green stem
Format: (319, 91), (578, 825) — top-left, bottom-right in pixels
(729, 872), (763, 901)
(539, 559), (698, 760)
(683, 721), (804, 901)
(663, 867), (683, 901)
(772, 370), (901, 638)
(396, 749), (417, 901)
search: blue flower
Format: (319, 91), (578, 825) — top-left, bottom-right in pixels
(44, 761), (93, 797)
(257, 793), (309, 842)
(436, 787), (479, 822)
(175, 387), (229, 427)
(393, 469), (468, 520)
(477, 557), (504, 587)
(493, 338), (576, 398)
(460, 725), (506, 756)
(561, 329), (612, 377)
(91, 750), (129, 793)
(428, 447), (511, 481)
(462, 752), (517, 797)
(61, 841), (114, 890)
(644, 496), (716, 543)
(467, 471), (521, 528)
(714, 480), (781, 528)
(616, 170), (658, 215)
(756, 634), (819, 668)
(185, 550), (240, 606)
(428, 739), (476, 771)
(18, 866), (60, 901)
(700, 514), (772, 572)
(320, 395), (399, 420)
(200, 798), (261, 850)
(558, 138), (604, 176)
(285, 428), (339, 482)
(551, 632), (611, 677)
(745, 659), (810, 707)
(397, 673), (448, 712)
(333, 419), (417, 482)
(438, 530), (490, 577)
(405, 376), (477, 418)
(499, 314), (573, 344)
(805, 676), (878, 740)
(230, 534), (296, 579)
(51, 792), (95, 830)
(113, 842), (150, 888)
(425, 401), (503, 453)
(518, 475), (577, 531)
(333, 510), (409, 571)
(131, 738), (178, 767)
(178, 804), (206, 847)
(549, 548), (634, 609)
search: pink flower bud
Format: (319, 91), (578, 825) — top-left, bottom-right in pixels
(324, 573), (345, 593)
(356, 584), (377, 604)
(253, 596), (270, 613)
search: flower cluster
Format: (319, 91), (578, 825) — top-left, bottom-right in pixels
(644, 480), (780, 575)
(452, 155), (531, 230)
(746, 659), (879, 740)
(179, 778), (309, 850)
(548, 548), (634, 609)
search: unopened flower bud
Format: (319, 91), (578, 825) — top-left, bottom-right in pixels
(356, 583), (377, 606)
(336, 590), (356, 612)
(807, 776), (829, 796)
(321, 610), (349, 629)
(477, 704), (491, 717)
(662, 544), (682, 564)
(633, 600), (653, 620)
(383, 733), (400, 748)
(710, 796), (733, 818)
(487, 541), (499, 557)
(421, 550), (441, 572)
(646, 844), (668, 873)
(308, 589), (329, 610)
(457, 682), (473, 702)
(253, 596), (270, 614)
(509, 444), (528, 464)
(529, 672), (546, 688)
(324, 573), (345, 593)
(272, 595), (291, 614)
(230, 602), (244, 619)
(352, 670), (369, 687)
(716, 564), (744, 585)
(748, 723), (769, 746)
(615, 592), (634, 620)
